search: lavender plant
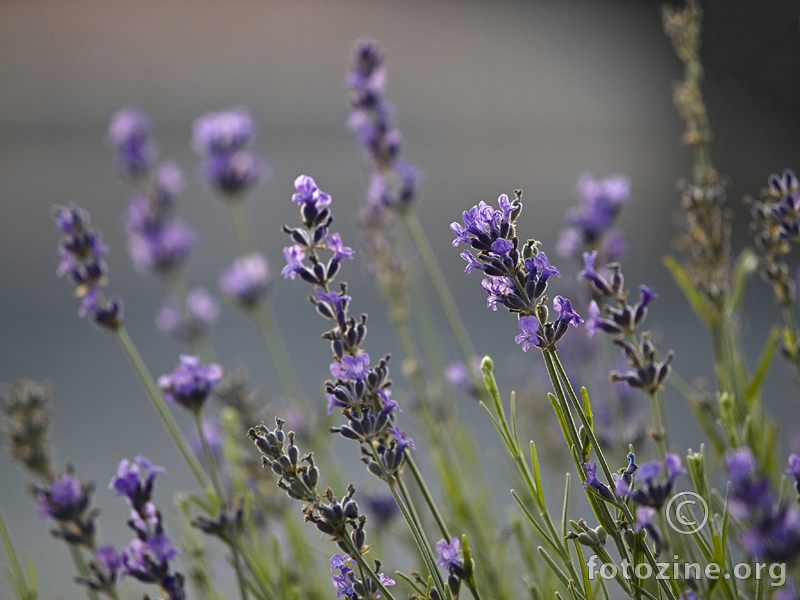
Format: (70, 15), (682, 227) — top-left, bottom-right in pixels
(2, 1), (800, 599)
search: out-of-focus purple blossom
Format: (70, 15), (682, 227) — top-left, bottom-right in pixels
(79, 287), (124, 331)
(192, 107), (267, 196)
(364, 490), (399, 527)
(108, 106), (157, 177)
(156, 287), (220, 342)
(189, 418), (223, 463)
(192, 107), (255, 155)
(634, 505), (663, 556)
(557, 173), (631, 262)
(445, 357), (482, 397)
(127, 218), (195, 275)
(199, 149), (268, 195)
(158, 355), (222, 414)
(33, 472), (97, 547)
(109, 456), (165, 510)
(786, 453), (800, 497)
(347, 39), (422, 216)
(725, 448), (800, 562)
(219, 252), (272, 306)
(53, 204), (109, 291)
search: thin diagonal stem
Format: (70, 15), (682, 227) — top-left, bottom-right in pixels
(115, 327), (210, 492)
(402, 211), (484, 396)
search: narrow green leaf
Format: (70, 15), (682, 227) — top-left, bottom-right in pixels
(726, 248), (757, 316)
(662, 254), (715, 326)
(746, 325), (780, 402)
(561, 473), (571, 539)
(572, 540), (592, 600)
(538, 547), (571, 588)
(530, 441), (546, 508)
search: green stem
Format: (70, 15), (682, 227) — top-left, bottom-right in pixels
(115, 327), (211, 492)
(69, 546), (99, 600)
(402, 212), (483, 396)
(249, 305), (304, 403)
(228, 198), (256, 255)
(0, 507), (36, 600)
(404, 456), (450, 540)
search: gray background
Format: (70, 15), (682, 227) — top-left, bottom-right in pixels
(1, 0), (799, 597)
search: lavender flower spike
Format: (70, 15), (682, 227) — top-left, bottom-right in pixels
(219, 252), (272, 307)
(158, 355), (223, 414)
(108, 106), (157, 177)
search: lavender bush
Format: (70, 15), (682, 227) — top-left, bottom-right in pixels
(2, 1), (799, 599)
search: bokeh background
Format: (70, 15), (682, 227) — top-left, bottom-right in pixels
(1, 0), (799, 597)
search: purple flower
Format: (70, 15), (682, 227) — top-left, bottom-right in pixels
(388, 425), (415, 454)
(156, 287), (220, 342)
(108, 106), (157, 177)
(316, 290), (351, 315)
(127, 218), (195, 275)
(96, 545), (122, 573)
(192, 106), (255, 155)
(36, 474), (89, 520)
(365, 491), (399, 527)
(110, 456), (165, 502)
(199, 149), (268, 195)
(158, 355), (222, 413)
(553, 295), (583, 327)
(220, 253), (271, 306)
(515, 316), (540, 352)
(615, 453), (685, 509)
(78, 287), (124, 330)
(435, 537), (462, 570)
(189, 419), (223, 462)
(558, 173), (630, 260)
(341, 353), (370, 380)
(330, 553), (355, 598)
(281, 245), (306, 280)
(583, 462), (615, 502)
(327, 233), (355, 262)
(292, 174), (332, 209)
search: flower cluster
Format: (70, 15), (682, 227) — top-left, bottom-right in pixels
(347, 39), (421, 220)
(158, 355), (223, 414)
(452, 191), (583, 351)
(108, 105), (158, 178)
(53, 203), (123, 330)
(192, 106), (268, 196)
(122, 162), (195, 276)
(33, 471), (97, 547)
(219, 252), (272, 307)
(109, 456), (185, 600)
(580, 251), (673, 394)
(556, 173), (631, 262)
(156, 287), (220, 342)
(726, 449), (800, 562)
(330, 553), (395, 599)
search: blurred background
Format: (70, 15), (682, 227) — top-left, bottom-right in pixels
(1, 0), (798, 597)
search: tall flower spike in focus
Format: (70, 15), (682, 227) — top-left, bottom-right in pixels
(52, 203), (123, 330)
(192, 106), (268, 197)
